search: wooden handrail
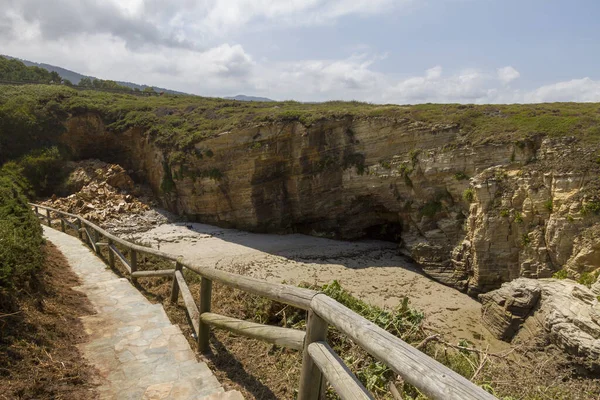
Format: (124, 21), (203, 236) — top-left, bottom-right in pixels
(182, 260), (317, 310)
(308, 341), (372, 400)
(30, 202), (497, 400)
(109, 244), (132, 274)
(201, 312), (305, 351)
(311, 294), (497, 400)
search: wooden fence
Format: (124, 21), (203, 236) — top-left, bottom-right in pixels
(31, 203), (497, 400)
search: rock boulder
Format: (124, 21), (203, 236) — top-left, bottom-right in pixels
(480, 278), (600, 369)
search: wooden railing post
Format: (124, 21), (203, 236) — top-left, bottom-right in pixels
(170, 261), (182, 304)
(46, 209), (51, 226)
(34, 206), (38, 215)
(130, 250), (137, 283)
(107, 239), (115, 269)
(93, 230), (100, 255)
(76, 219), (83, 240)
(298, 310), (328, 400)
(198, 277), (212, 352)
(60, 218), (65, 232)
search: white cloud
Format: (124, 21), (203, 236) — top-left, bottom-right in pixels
(384, 66), (494, 104)
(2, 0), (600, 104)
(197, 0), (406, 34)
(425, 66), (442, 80)
(524, 77), (600, 103)
(273, 55), (382, 95)
(497, 66), (520, 84)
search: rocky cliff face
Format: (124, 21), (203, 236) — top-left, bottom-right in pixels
(480, 278), (600, 370)
(57, 114), (600, 294)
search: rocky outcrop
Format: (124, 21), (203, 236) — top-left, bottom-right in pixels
(480, 278), (600, 369)
(42, 160), (168, 233)
(54, 115), (600, 294)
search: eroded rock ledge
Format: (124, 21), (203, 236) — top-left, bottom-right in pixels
(57, 115), (600, 294)
(480, 278), (600, 370)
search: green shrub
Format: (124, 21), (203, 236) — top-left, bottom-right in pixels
(420, 200), (443, 217)
(500, 209), (509, 217)
(454, 171), (468, 181)
(521, 233), (531, 246)
(0, 165), (44, 289)
(514, 211), (523, 223)
(463, 188), (475, 203)
(578, 272), (598, 288)
(18, 147), (67, 196)
(379, 160), (391, 169)
(343, 153), (366, 175)
(409, 149), (421, 166)
(543, 199), (553, 213)
(160, 162), (176, 193)
(581, 201), (600, 216)
(552, 269), (568, 280)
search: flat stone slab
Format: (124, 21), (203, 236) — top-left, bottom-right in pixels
(43, 226), (226, 400)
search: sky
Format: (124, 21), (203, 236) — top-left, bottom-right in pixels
(1, 0), (599, 103)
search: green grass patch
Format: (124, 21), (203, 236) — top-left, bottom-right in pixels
(552, 269), (569, 280)
(578, 271), (598, 288)
(463, 188), (475, 203)
(454, 171), (469, 181)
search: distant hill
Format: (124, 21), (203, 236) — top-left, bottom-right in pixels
(225, 95), (275, 102)
(0, 56), (60, 84)
(2, 55), (187, 95)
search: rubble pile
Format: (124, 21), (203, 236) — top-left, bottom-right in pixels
(42, 160), (168, 233)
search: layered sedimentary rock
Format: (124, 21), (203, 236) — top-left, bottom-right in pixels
(480, 278), (600, 370)
(56, 115), (600, 294)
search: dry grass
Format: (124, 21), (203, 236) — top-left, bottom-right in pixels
(0, 242), (99, 400)
(87, 234), (600, 399)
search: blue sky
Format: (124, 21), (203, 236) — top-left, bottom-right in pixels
(1, 0), (599, 103)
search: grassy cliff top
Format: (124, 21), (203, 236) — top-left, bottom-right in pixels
(1, 84), (600, 159)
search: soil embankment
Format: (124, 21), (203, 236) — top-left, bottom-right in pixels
(0, 243), (99, 400)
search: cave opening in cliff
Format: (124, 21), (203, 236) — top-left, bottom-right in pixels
(363, 221), (403, 242)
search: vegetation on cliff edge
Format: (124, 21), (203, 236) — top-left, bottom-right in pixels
(2, 84), (600, 163)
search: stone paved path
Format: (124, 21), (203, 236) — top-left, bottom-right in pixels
(43, 226), (241, 400)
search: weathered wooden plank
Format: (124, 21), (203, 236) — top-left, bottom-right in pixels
(81, 218), (179, 261)
(131, 269), (175, 278)
(62, 218), (78, 231)
(298, 310), (328, 400)
(130, 250), (138, 283)
(170, 261), (182, 304)
(308, 342), (373, 400)
(84, 227), (97, 253)
(29, 203), (79, 219)
(175, 271), (200, 337)
(76, 218), (83, 240)
(109, 244), (132, 274)
(183, 261), (318, 310)
(95, 242), (109, 247)
(30, 204), (180, 262)
(198, 277), (212, 352)
(200, 312), (305, 351)
(311, 294), (497, 400)
(108, 239), (115, 269)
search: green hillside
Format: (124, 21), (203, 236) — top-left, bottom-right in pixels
(0, 57), (61, 83)
(1, 82), (600, 165)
